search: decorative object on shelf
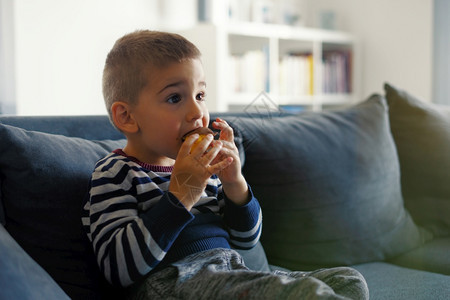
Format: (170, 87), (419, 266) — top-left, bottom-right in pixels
(319, 10), (337, 30)
(199, 0), (306, 27)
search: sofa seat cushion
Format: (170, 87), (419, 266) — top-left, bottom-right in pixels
(385, 83), (450, 237)
(235, 241), (271, 272)
(0, 123), (126, 299)
(226, 95), (431, 271)
(388, 237), (450, 275)
(353, 262), (450, 300)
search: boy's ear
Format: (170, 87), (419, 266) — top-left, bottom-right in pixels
(111, 101), (139, 133)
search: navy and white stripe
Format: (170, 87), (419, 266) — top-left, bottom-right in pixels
(228, 207), (262, 249)
(82, 152), (262, 287)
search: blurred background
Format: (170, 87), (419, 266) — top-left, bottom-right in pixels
(0, 0), (447, 115)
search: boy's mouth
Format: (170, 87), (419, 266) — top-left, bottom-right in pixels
(181, 127), (214, 142)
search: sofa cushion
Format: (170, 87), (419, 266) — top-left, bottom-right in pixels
(235, 241), (271, 272)
(226, 95), (431, 271)
(385, 83), (450, 237)
(388, 237), (450, 275)
(353, 262), (450, 300)
(0, 224), (69, 299)
(0, 123), (126, 299)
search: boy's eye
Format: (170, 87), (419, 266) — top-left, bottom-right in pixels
(167, 94), (181, 104)
(196, 92), (206, 101)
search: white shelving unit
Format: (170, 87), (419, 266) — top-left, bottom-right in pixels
(180, 22), (359, 112)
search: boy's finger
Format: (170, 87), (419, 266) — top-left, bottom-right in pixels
(196, 140), (222, 166)
(189, 134), (214, 156)
(212, 119), (233, 138)
(208, 157), (234, 174)
(178, 133), (199, 157)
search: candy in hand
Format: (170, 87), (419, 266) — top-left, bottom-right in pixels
(182, 127), (215, 150)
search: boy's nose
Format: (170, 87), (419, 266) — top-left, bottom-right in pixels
(186, 98), (204, 121)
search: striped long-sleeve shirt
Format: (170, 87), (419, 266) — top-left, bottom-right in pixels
(82, 150), (262, 287)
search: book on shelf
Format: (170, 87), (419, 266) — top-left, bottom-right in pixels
(279, 52), (314, 96)
(228, 45), (270, 94)
(322, 50), (352, 94)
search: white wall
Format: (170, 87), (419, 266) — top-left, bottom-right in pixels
(306, 0), (433, 101)
(433, 0), (450, 105)
(13, 0), (161, 115)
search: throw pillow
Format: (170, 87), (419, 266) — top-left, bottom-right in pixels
(385, 83), (450, 236)
(0, 123), (126, 299)
(226, 95), (431, 271)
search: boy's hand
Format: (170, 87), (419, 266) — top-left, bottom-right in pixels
(211, 118), (249, 206)
(169, 132), (232, 211)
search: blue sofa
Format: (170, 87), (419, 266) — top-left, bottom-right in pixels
(1, 84), (449, 299)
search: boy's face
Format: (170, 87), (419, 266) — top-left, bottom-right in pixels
(129, 58), (209, 165)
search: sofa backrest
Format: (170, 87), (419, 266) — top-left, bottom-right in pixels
(0, 115), (124, 140)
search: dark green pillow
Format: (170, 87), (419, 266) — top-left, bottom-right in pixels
(0, 123), (126, 299)
(385, 83), (450, 236)
(227, 95), (431, 271)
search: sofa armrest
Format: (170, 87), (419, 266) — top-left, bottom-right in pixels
(0, 224), (69, 299)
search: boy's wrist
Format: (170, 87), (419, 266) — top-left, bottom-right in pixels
(222, 175), (249, 206)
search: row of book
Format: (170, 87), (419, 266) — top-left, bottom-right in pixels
(228, 48), (270, 94)
(228, 49), (352, 95)
(279, 53), (313, 96)
(322, 50), (352, 94)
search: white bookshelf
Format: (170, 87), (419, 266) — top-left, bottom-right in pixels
(180, 22), (359, 112)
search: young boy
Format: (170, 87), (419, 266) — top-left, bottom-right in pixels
(82, 30), (368, 299)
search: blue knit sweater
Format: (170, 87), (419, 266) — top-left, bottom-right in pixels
(82, 150), (262, 287)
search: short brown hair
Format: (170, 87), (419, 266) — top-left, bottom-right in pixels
(102, 30), (201, 118)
